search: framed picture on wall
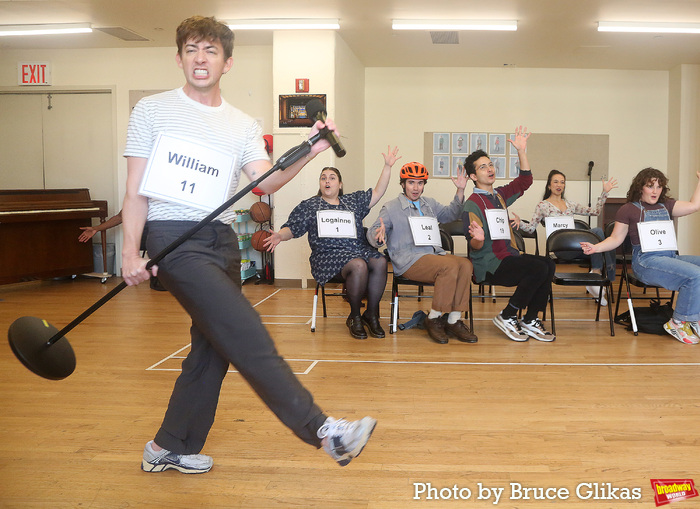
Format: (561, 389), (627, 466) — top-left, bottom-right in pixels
(452, 156), (465, 177)
(278, 93), (325, 128)
(493, 157), (506, 179)
(433, 155), (450, 177)
(470, 133), (487, 153)
(433, 133), (450, 154)
(508, 156), (521, 178)
(489, 134), (506, 155)
(452, 133), (469, 154)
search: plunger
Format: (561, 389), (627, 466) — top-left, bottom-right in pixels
(8, 127), (332, 380)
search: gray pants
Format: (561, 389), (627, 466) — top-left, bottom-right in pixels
(146, 221), (326, 455)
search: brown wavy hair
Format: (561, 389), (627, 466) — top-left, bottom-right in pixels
(176, 16), (234, 60)
(626, 167), (672, 203)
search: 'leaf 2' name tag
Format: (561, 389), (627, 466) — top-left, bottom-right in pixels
(545, 216), (575, 238)
(139, 133), (236, 212)
(638, 220), (677, 253)
(408, 216), (441, 246)
(485, 208), (511, 240)
(317, 210), (356, 238)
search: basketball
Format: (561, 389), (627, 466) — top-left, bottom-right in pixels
(251, 229), (271, 252)
(249, 202), (271, 223)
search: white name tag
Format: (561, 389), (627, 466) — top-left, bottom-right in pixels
(637, 220), (677, 252)
(408, 216), (441, 246)
(139, 133), (236, 212)
(545, 216), (575, 238)
(317, 210), (357, 238)
(485, 208), (511, 240)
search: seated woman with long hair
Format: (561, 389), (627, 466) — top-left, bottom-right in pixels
(581, 168), (700, 344)
(264, 147), (401, 339)
(515, 169), (618, 305)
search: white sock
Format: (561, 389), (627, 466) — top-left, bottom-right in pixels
(447, 311), (462, 324)
(428, 309), (442, 319)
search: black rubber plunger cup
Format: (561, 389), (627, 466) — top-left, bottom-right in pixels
(7, 126), (329, 380)
(9, 317), (76, 380)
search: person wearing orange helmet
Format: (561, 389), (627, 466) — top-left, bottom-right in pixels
(366, 161), (477, 344)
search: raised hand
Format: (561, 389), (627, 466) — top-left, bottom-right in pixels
(602, 176), (618, 194)
(383, 145), (401, 167)
(507, 126), (530, 153)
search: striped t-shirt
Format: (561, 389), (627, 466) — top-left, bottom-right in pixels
(124, 87), (270, 224)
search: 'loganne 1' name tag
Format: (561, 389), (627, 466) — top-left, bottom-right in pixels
(317, 210), (356, 238)
(638, 220), (677, 253)
(139, 133), (236, 212)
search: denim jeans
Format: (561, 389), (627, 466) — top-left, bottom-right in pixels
(632, 246), (700, 322)
(590, 227), (617, 282)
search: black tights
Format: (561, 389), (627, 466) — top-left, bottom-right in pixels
(339, 256), (388, 318)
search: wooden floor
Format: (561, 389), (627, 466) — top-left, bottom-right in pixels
(1, 275), (698, 508)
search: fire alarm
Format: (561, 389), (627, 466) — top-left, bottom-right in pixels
(296, 78), (309, 93)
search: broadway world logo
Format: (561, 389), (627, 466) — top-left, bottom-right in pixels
(651, 479), (698, 506)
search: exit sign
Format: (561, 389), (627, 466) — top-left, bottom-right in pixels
(18, 62), (51, 85)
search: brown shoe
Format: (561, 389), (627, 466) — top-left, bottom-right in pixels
(424, 316), (449, 344)
(444, 320), (478, 343)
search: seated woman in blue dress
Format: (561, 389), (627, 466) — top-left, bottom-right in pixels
(264, 147), (401, 339)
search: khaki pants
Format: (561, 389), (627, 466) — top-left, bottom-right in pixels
(402, 254), (473, 313)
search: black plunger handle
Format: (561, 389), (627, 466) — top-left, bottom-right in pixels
(44, 133), (324, 346)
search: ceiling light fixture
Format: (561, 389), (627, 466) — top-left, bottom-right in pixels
(0, 22), (93, 37)
(597, 21), (700, 34)
(392, 19), (517, 31)
(227, 19), (340, 30)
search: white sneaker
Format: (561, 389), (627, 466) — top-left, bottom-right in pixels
(663, 319), (700, 345)
(690, 321), (700, 337)
(585, 283), (607, 306)
(318, 416), (377, 467)
(520, 318), (556, 342)
(142, 440), (213, 473)
(493, 313), (529, 342)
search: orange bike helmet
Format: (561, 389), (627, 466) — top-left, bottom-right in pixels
(400, 162), (429, 180)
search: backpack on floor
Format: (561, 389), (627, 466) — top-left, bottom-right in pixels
(615, 300), (674, 335)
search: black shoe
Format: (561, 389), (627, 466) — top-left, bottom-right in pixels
(346, 316), (368, 339)
(424, 316), (449, 344)
(361, 312), (385, 338)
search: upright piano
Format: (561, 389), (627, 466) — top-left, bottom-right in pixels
(0, 189), (109, 285)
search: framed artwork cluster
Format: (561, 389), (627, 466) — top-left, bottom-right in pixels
(429, 132), (523, 179)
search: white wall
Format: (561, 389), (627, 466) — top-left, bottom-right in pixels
(0, 45), (273, 273)
(364, 67), (670, 254)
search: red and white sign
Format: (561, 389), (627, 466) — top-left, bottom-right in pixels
(18, 62), (51, 85)
(651, 479), (698, 506)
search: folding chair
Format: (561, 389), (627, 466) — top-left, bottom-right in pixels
(388, 229), (459, 333)
(613, 236), (675, 336)
(310, 275), (346, 332)
(546, 229), (615, 336)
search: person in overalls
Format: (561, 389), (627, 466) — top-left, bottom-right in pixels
(366, 161), (477, 345)
(581, 167), (700, 344)
(264, 147), (401, 339)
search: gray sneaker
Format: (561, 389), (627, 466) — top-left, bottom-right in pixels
(142, 440), (213, 474)
(317, 416), (377, 467)
(520, 318), (556, 342)
(493, 313), (529, 342)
